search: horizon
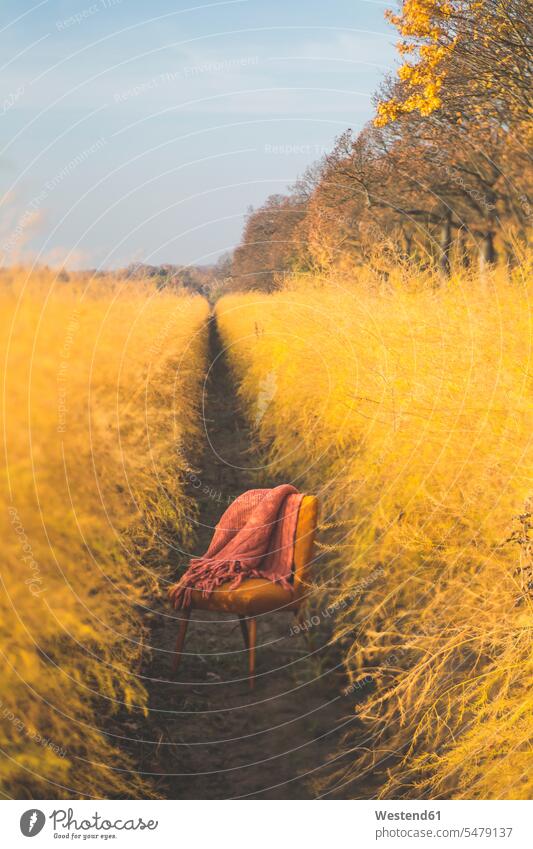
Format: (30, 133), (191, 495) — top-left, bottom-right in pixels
(0, 0), (396, 271)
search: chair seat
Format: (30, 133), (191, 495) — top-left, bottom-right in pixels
(189, 577), (299, 616)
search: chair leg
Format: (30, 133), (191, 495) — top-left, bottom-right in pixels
(247, 617), (257, 691)
(238, 615), (249, 649)
(172, 608), (191, 674)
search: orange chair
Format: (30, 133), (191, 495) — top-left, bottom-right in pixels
(171, 495), (318, 689)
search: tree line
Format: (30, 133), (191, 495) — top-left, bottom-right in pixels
(229, 0), (531, 291)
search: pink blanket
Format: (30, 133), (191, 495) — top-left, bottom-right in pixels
(169, 484), (304, 609)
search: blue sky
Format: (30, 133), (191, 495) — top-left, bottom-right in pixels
(0, 0), (396, 269)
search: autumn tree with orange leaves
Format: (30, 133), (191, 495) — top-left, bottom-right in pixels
(376, 0), (532, 126)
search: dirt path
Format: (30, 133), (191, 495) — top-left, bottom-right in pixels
(131, 317), (359, 799)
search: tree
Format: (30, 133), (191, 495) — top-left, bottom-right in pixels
(231, 194), (307, 291)
(376, 1), (532, 128)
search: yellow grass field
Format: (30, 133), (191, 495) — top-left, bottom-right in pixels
(0, 267), (209, 798)
(216, 260), (533, 799)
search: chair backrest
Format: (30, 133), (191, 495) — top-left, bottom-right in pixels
(293, 495), (319, 593)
